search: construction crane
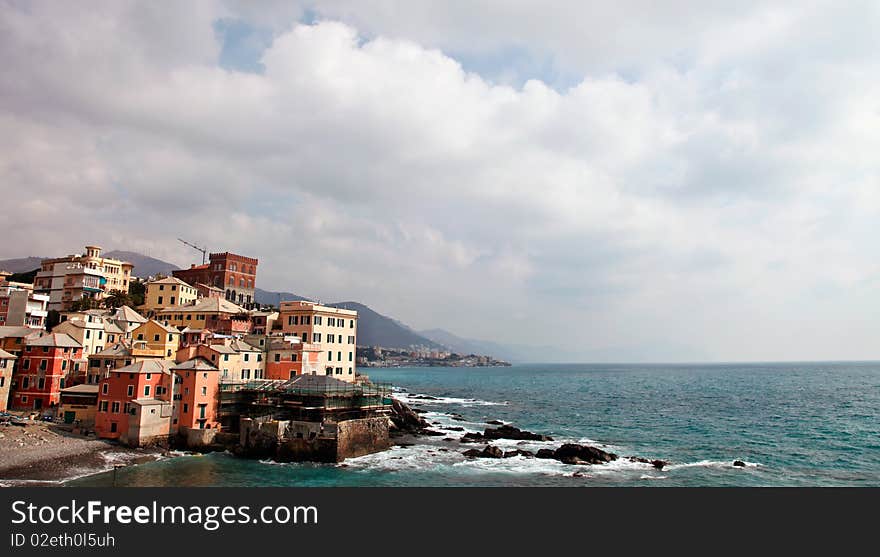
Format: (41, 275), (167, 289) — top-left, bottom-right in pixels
(177, 238), (207, 265)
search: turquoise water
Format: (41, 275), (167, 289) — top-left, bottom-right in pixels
(69, 363), (880, 487)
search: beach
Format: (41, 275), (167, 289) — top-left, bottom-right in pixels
(0, 421), (162, 485)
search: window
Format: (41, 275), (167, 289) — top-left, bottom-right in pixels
(183, 403), (188, 413)
(350, 320), (354, 328)
(328, 334), (335, 343)
(99, 401), (108, 412)
(223, 354), (229, 362)
(127, 385), (134, 397)
(349, 352), (353, 361)
(144, 385), (151, 397)
(159, 285), (165, 291)
(201, 386), (207, 396)
(145, 373), (152, 380)
(336, 367), (342, 375)
(21, 396), (27, 403)
(22, 359), (30, 370)
(328, 318), (336, 326)
(301, 332), (308, 342)
(303, 316), (310, 325)
(112, 401), (120, 413)
(314, 316), (322, 325)
(243, 353), (249, 362)
(158, 296), (163, 305)
(37, 377), (45, 390)
(314, 333), (321, 343)
(39, 359), (47, 370)
(110, 422), (117, 433)
(348, 367), (353, 374)
(98, 331), (103, 340)
(328, 351), (332, 361)
(85, 329), (91, 339)
(274, 353), (280, 362)
(337, 351), (342, 361)
(102, 383), (108, 395)
(137, 334), (144, 341)
(62, 360), (67, 370)
(170, 297), (175, 305)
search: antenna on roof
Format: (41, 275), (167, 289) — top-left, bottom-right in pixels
(177, 238), (207, 265)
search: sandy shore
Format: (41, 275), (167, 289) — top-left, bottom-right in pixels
(0, 422), (161, 485)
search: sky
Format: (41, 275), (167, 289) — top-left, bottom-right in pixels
(1, 1), (879, 362)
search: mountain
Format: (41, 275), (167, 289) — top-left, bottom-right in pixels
(0, 256), (45, 274)
(328, 301), (444, 350)
(254, 287), (314, 306)
(419, 328), (534, 362)
(103, 250), (179, 278)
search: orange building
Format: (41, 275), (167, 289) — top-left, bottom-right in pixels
(171, 358), (220, 431)
(94, 359), (173, 442)
(264, 334), (322, 380)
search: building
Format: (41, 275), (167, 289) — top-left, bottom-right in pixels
(0, 326), (42, 365)
(94, 359), (174, 445)
(250, 311), (279, 335)
(10, 332), (84, 411)
(131, 319), (181, 359)
(0, 348), (16, 411)
(278, 301), (358, 381)
(176, 338), (264, 383)
(0, 284), (49, 328)
(263, 334), (322, 380)
(156, 297), (251, 335)
(58, 384), (99, 427)
(172, 252), (258, 308)
(141, 276), (199, 317)
(171, 358), (220, 431)
(51, 313), (108, 356)
(34, 246), (134, 311)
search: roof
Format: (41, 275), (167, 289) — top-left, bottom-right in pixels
(195, 283), (224, 292)
(61, 384), (99, 394)
(178, 264), (210, 271)
(172, 357), (219, 371)
(141, 319), (180, 334)
(114, 305), (147, 323)
(0, 348), (17, 359)
(103, 322), (126, 334)
(148, 276), (193, 287)
(131, 399), (169, 406)
(207, 344), (236, 354)
(115, 359), (174, 374)
(159, 297), (246, 315)
(0, 326), (42, 340)
(93, 343), (131, 357)
(180, 327), (207, 333)
(26, 332), (82, 348)
(229, 338), (259, 352)
(280, 374), (360, 392)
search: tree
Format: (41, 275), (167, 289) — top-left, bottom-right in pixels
(103, 289), (133, 309)
(128, 280), (146, 306)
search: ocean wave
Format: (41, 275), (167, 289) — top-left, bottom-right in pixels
(394, 392), (508, 407)
(666, 459), (761, 470)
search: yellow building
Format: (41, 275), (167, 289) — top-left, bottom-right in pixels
(141, 277), (199, 317)
(58, 384), (99, 427)
(176, 338), (264, 384)
(156, 297), (251, 335)
(52, 314), (108, 356)
(278, 301), (358, 382)
(132, 319), (182, 359)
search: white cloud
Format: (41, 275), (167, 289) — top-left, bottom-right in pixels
(1, 1), (879, 361)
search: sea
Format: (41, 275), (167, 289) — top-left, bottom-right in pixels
(67, 362), (880, 487)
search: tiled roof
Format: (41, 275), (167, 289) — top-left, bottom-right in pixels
(0, 326), (42, 339)
(114, 305), (148, 323)
(172, 357), (219, 371)
(93, 343), (131, 357)
(114, 359), (174, 374)
(61, 384), (99, 394)
(0, 348), (17, 359)
(26, 332), (82, 348)
(148, 276), (192, 286)
(159, 297), (246, 315)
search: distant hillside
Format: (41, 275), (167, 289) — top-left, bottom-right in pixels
(104, 251), (179, 278)
(419, 328), (532, 362)
(0, 256), (45, 273)
(254, 287), (314, 306)
(328, 301), (444, 350)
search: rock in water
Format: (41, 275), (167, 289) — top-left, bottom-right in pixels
(733, 460), (746, 467)
(389, 398), (429, 432)
(462, 445), (504, 459)
(483, 425), (553, 442)
(651, 460), (667, 470)
(554, 444), (618, 465)
(486, 420), (505, 426)
(535, 449), (557, 459)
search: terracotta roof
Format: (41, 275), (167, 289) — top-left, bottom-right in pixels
(26, 332), (82, 348)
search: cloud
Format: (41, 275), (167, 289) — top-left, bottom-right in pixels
(1, 1), (879, 361)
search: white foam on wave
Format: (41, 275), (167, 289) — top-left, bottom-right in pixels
(666, 459), (761, 470)
(394, 392), (508, 407)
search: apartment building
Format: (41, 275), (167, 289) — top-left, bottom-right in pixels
(10, 332), (84, 411)
(34, 246), (134, 311)
(156, 297), (251, 335)
(278, 301), (358, 382)
(94, 359), (174, 444)
(0, 283), (49, 328)
(141, 276), (199, 317)
(0, 348), (16, 411)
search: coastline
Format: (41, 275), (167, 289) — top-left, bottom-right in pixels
(0, 422), (163, 486)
